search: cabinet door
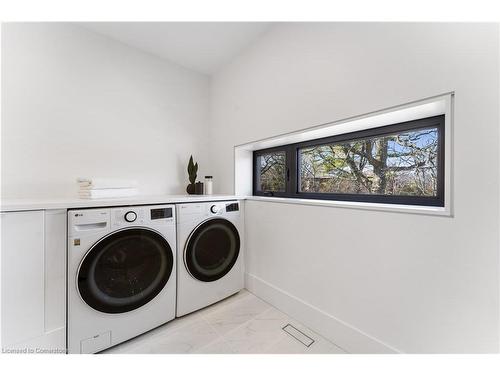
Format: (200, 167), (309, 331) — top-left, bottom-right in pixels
(1, 210), (45, 347)
(1, 209), (66, 352)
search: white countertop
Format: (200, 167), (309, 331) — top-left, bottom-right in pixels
(0, 194), (244, 212)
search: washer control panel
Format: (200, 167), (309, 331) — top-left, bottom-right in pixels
(111, 205), (175, 228)
(113, 207), (145, 227)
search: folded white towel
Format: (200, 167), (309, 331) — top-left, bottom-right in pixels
(79, 185), (129, 191)
(78, 188), (138, 199)
(77, 177), (138, 189)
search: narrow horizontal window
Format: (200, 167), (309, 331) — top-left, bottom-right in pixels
(299, 127), (439, 196)
(253, 115), (445, 206)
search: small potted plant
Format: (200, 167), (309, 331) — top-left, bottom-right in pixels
(186, 155), (198, 194)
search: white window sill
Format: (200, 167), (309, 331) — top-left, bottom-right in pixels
(245, 196), (452, 217)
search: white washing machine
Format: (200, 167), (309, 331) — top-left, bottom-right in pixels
(176, 200), (244, 317)
(67, 204), (176, 354)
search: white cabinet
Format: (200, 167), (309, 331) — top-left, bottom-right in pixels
(1, 210), (66, 353)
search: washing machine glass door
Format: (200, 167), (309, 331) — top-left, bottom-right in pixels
(185, 218), (240, 282)
(78, 228), (174, 314)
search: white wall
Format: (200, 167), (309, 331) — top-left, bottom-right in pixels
(210, 23), (500, 353)
(1, 23), (210, 199)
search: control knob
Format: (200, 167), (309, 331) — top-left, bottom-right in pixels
(124, 211), (137, 222)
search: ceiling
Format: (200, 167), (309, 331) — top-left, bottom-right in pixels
(81, 22), (273, 75)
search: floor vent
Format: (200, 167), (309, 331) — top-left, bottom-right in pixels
(282, 324), (315, 347)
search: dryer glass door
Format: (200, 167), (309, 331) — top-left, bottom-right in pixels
(78, 228), (173, 314)
(185, 218), (240, 282)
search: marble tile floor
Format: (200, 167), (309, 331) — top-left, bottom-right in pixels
(103, 289), (346, 354)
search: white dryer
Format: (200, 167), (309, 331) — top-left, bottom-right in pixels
(67, 204), (176, 354)
(176, 201), (244, 317)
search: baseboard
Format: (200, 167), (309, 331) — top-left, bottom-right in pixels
(245, 272), (401, 354)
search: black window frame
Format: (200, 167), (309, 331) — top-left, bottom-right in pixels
(253, 115), (445, 207)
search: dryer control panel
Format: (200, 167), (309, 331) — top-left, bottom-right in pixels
(176, 200), (242, 224)
(207, 202), (240, 215)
